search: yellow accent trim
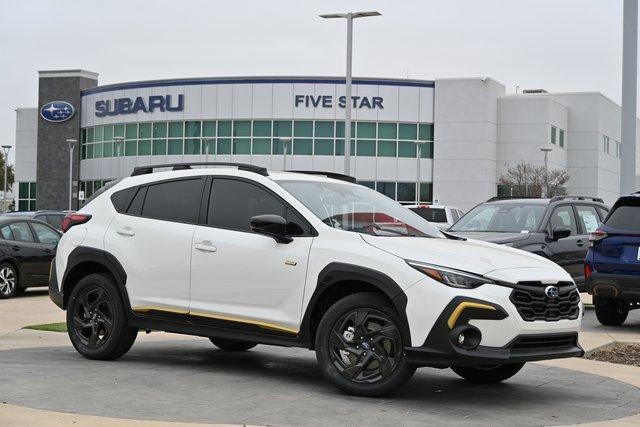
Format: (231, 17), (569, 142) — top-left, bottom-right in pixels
(132, 306), (299, 335)
(447, 302), (496, 330)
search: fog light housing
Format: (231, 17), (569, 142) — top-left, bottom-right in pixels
(450, 325), (482, 350)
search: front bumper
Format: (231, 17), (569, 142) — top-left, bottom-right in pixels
(48, 257), (64, 309)
(405, 333), (583, 367)
(585, 272), (640, 302)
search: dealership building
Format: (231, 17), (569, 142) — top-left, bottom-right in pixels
(13, 69), (640, 212)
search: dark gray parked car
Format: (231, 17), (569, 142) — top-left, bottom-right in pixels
(3, 210), (67, 231)
(448, 196), (609, 290)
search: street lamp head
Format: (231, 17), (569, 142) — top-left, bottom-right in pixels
(319, 11), (381, 19)
(540, 147), (553, 153)
(319, 13), (348, 19)
(278, 137), (292, 144)
(353, 11), (381, 18)
(66, 139), (78, 143)
(1, 145), (11, 150)
(113, 136), (125, 141)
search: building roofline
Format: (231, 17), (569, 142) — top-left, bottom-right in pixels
(81, 75), (435, 96)
(500, 91), (621, 108)
(39, 69), (99, 79)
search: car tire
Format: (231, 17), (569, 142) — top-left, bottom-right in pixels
(0, 263), (18, 299)
(66, 273), (138, 360)
(209, 338), (257, 352)
(451, 362), (525, 383)
(315, 292), (416, 397)
(594, 297), (628, 326)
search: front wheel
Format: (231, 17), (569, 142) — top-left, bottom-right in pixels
(594, 297), (628, 326)
(451, 362), (525, 383)
(66, 273), (138, 360)
(0, 263), (17, 299)
(209, 338), (257, 352)
(315, 293), (416, 397)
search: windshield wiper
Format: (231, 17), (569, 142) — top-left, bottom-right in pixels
(441, 230), (467, 240)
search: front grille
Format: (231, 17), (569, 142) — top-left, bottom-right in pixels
(510, 281), (580, 322)
(511, 334), (578, 351)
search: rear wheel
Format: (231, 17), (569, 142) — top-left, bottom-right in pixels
(315, 293), (416, 397)
(66, 273), (137, 360)
(594, 297), (628, 326)
(0, 263), (17, 299)
(209, 338), (257, 352)
(451, 363), (525, 383)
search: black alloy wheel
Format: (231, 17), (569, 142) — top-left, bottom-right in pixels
(329, 308), (402, 383)
(315, 293), (416, 397)
(70, 285), (114, 348)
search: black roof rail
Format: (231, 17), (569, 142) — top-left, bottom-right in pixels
(486, 196), (542, 202)
(131, 162), (269, 177)
(289, 170), (357, 183)
(549, 195), (604, 203)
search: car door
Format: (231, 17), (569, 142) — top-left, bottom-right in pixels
(29, 221), (61, 280)
(189, 177), (314, 334)
(546, 205), (583, 279)
(104, 177), (205, 313)
(1, 222), (45, 285)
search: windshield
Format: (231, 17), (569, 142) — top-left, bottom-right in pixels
(277, 180), (443, 238)
(450, 203), (546, 232)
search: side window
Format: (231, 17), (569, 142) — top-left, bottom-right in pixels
(141, 178), (204, 223)
(451, 209), (460, 222)
(0, 226), (12, 240)
(127, 187), (147, 216)
(575, 205), (601, 234)
(548, 206), (578, 235)
(46, 215), (63, 230)
(110, 185), (138, 213)
(596, 206), (609, 222)
(208, 179), (287, 232)
(31, 223), (60, 245)
(9, 222), (34, 242)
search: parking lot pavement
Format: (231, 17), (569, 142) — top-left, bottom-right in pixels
(2, 292), (640, 426)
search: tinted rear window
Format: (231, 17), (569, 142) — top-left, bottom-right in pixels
(605, 205), (640, 232)
(141, 178), (204, 223)
(410, 208), (447, 223)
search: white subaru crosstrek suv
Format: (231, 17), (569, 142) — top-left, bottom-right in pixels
(50, 163), (583, 397)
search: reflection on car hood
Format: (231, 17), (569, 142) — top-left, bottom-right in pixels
(446, 231), (531, 244)
(360, 234), (558, 276)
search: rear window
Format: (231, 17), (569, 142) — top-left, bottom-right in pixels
(410, 207), (447, 223)
(604, 204), (640, 232)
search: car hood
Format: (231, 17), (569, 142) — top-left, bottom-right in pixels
(446, 231), (531, 244)
(360, 234), (557, 276)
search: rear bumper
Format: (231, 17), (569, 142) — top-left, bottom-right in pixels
(405, 333), (583, 367)
(48, 258), (64, 309)
(585, 272), (640, 302)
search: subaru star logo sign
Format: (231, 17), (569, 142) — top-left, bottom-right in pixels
(40, 101), (75, 123)
(544, 285), (559, 299)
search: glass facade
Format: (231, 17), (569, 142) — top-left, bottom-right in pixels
(358, 181), (433, 204)
(18, 182), (37, 211)
(79, 180), (108, 201)
(81, 120), (434, 160)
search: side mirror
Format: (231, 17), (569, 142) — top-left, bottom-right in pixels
(551, 227), (572, 241)
(250, 214), (293, 244)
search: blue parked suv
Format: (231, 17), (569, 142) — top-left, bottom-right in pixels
(585, 192), (640, 326)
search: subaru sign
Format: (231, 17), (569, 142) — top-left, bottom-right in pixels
(40, 101), (75, 123)
(94, 94), (184, 118)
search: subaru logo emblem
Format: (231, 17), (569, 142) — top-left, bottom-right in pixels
(40, 101), (75, 123)
(545, 286), (559, 299)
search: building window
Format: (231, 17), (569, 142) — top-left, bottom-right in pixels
(559, 130), (565, 148)
(363, 181), (432, 204)
(603, 135), (610, 154)
(80, 120), (435, 160)
(17, 182), (36, 211)
(550, 126), (556, 145)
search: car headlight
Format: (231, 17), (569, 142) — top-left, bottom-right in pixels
(406, 260), (495, 289)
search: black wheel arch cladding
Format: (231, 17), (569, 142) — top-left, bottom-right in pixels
(300, 262), (412, 347)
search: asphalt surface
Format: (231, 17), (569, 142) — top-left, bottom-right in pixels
(2, 338), (640, 426)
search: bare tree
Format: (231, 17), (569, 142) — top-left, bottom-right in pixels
(499, 161), (569, 197)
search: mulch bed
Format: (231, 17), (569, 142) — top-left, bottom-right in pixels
(586, 343), (640, 367)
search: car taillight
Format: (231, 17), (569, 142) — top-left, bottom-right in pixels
(588, 230), (607, 247)
(584, 263), (592, 280)
(61, 213), (92, 233)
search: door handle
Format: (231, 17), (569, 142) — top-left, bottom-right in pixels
(194, 241), (217, 253)
(576, 240), (585, 247)
(116, 227), (135, 237)
(44, 248), (52, 254)
(11, 245), (19, 251)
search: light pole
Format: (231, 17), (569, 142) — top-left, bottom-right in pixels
(414, 141), (426, 204)
(279, 137), (292, 170)
(320, 11), (381, 176)
(540, 147), (552, 198)
(113, 136), (124, 178)
(1, 145), (11, 212)
(66, 139), (77, 211)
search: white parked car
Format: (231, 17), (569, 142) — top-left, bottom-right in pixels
(405, 204), (464, 230)
(50, 163), (583, 397)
